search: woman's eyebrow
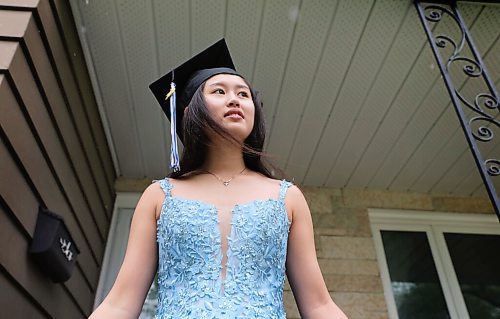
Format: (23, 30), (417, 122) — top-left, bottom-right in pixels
(235, 84), (250, 90)
(208, 82), (249, 90)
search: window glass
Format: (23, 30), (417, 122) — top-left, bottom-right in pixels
(381, 230), (451, 318)
(444, 233), (500, 319)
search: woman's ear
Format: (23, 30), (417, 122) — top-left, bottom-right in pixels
(184, 106), (189, 115)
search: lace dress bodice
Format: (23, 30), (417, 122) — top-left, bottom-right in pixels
(155, 178), (293, 319)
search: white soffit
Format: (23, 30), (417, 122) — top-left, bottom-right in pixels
(72, 0), (499, 197)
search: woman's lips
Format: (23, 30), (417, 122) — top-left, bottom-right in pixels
(224, 110), (244, 119)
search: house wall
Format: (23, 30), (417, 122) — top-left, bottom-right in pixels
(283, 186), (494, 319)
(0, 1), (115, 318)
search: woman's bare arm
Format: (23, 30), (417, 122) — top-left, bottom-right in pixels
(285, 185), (348, 319)
(89, 183), (162, 319)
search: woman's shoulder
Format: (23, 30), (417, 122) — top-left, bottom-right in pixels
(148, 177), (172, 194)
(254, 176), (307, 223)
(244, 172), (302, 198)
(256, 175), (305, 206)
(141, 179), (172, 219)
(255, 173), (296, 188)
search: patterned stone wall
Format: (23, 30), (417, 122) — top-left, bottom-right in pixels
(283, 186), (494, 319)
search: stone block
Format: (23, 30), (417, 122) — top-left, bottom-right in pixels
(284, 277), (291, 291)
(314, 234), (322, 252)
(320, 236), (376, 259)
(341, 307), (389, 319)
(431, 196), (494, 214)
(318, 259), (380, 276)
(283, 290), (300, 318)
(302, 187), (335, 213)
(341, 188), (433, 210)
(314, 228), (350, 236)
(331, 292), (387, 312)
(302, 185), (341, 197)
(312, 209), (371, 237)
(332, 194), (345, 208)
(325, 274), (383, 293)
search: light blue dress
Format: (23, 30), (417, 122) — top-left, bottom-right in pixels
(155, 178), (293, 319)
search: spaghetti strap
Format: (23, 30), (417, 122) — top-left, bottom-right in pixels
(157, 178), (173, 198)
(278, 179), (293, 202)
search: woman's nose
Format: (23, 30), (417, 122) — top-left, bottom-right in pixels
(227, 94), (240, 107)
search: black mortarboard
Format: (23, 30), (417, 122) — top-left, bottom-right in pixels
(149, 38), (242, 172)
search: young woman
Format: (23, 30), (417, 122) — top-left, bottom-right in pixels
(89, 40), (347, 319)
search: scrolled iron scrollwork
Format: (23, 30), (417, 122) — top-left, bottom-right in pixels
(416, 1), (499, 217)
(426, 7), (443, 21)
(423, 3), (498, 144)
(435, 34), (457, 50)
(423, 5), (463, 50)
(469, 116), (496, 142)
(424, 5), (456, 23)
(457, 91), (499, 117)
(452, 57), (483, 77)
(485, 159), (500, 177)
(476, 93), (499, 110)
(424, 5), (486, 83)
(424, 5), (483, 79)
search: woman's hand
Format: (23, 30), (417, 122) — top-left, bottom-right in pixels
(88, 183), (162, 319)
(285, 185), (348, 319)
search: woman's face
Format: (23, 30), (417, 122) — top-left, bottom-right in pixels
(202, 74), (255, 142)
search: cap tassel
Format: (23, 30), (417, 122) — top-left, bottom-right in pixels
(166, 82), (180, 172)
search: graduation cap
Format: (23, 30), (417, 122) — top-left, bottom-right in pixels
(149, 38), (242, 172)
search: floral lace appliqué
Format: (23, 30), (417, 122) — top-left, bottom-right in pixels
(155, 178), (292, 319)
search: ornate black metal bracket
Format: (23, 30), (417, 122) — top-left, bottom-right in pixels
(415, 0), (499, 219)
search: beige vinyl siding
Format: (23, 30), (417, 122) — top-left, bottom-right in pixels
(0, 1), (115, 317)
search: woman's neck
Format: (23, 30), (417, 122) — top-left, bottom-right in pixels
(202, 141), (246, 177)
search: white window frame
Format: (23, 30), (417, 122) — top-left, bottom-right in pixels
(369, 208), (500, 319)
(93, 192), (141, 309)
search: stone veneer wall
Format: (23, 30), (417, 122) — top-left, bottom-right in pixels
(283, 186), (494, 319)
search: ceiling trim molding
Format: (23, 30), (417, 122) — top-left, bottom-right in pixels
(69, 0), (121, 176)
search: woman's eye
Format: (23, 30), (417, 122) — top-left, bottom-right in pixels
(213, 88), (225, 94)
(238, 91), (249, 97)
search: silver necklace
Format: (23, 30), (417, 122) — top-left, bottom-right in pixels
(203, 167), (246, 186)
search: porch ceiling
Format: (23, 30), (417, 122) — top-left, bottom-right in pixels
(70, 0), (499, 197)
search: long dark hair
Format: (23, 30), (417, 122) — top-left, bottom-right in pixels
(169, 78), (282, 179)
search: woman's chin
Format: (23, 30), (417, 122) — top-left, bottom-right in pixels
(221, 124), (251, 139)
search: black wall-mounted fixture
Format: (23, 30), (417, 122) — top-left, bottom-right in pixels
(29, 206), (80, 283)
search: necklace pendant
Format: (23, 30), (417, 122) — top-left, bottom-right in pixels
(203, 167), (246, 187)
